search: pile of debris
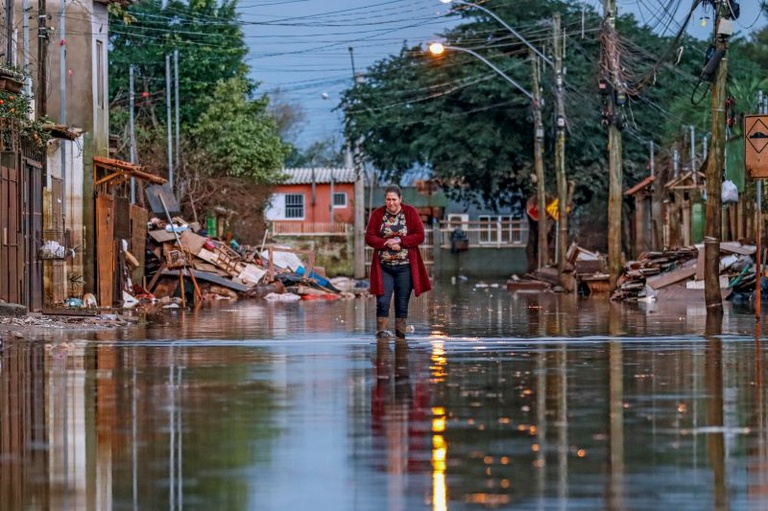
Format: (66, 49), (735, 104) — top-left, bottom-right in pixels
(611, 242), (756, 302)
(141, 217), (363, 307)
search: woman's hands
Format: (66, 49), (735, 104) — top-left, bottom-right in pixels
(384, 237), (401, 251)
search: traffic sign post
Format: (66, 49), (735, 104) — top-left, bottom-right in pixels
(745, 114), (768, 178)
(746, 114), (767, 319)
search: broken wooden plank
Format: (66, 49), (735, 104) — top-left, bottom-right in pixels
(148, 229), (177, 243)
(179, 230), (208, 255)
(646, 265), (697, 290)
(163, 269), (251, 293)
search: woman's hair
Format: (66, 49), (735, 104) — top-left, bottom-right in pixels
(384, 184), (402, 198)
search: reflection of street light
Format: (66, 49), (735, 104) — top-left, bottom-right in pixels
(439, 0), (552, 67)
(427, 42), (533, 100)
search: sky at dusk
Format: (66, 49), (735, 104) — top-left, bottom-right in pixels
(238, 0), (766, 150)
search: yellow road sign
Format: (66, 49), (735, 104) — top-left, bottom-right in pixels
(745, 114), (768, 178)
(546, 199), (560, 221)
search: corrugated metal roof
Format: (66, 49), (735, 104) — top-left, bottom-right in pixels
(280, 167), (357, 184)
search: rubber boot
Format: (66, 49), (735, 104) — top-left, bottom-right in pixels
(395, 318), (407, 340)
(376, 317), (393, 338)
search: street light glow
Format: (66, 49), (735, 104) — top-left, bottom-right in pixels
(428, 42), (446, 56)
(425, 42), (533, 100)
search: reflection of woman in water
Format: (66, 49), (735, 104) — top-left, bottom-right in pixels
(371, 340), (430, 490)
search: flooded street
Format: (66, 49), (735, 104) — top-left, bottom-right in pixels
(3, 280), (768, 510)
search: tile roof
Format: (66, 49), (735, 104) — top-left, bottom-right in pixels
(280, 167), (357, 184)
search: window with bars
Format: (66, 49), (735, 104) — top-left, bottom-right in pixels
(478, 215), (514, 244)
(285, 194), (304, 219)
(333, 192), (347, 207)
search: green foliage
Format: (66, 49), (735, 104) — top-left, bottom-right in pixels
(189, 77), (288, 183)
(109, 0), (250, 127)
(341, 0), (762, 211)
(0, 88), (51, 150)
(284, 136), (346, 168)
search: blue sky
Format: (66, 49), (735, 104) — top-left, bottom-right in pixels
(239, 0), (766, 149)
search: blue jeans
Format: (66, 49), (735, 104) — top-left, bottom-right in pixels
(376, 264), (413, 319)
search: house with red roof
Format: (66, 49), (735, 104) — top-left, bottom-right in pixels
(265, 167), (359, 235)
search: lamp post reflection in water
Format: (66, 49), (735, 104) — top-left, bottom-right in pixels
(430, 339), (448, 511)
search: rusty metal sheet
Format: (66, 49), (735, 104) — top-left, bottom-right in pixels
(145, 184), (180, 217)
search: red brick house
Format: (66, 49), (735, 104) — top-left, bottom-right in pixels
(265, 167), (357, 235)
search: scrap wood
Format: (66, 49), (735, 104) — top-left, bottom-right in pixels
(237, 263), (267, 285)
(295, 284), (335, 297)
(720, 241), (756, 255)
(163, 269), (251, 293)
(148, 229), (176, 243)
(178, 230), (208, 255)
(646, 265), (697, 290)
(196, 246), (246, 277)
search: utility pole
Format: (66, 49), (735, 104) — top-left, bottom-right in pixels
(704, 1), (733, 309)
(349, 46), (366, 279)
(603, 0), (623, 291)
(554, 13), (567, 281)
(129, 66), (136, 202)
(37, 0), (47, 117)
(531, 50), (547, 270)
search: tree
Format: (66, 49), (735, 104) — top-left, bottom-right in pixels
(188, 77), (288, 182)
(339, 0), (718, 219)
(109, 0), (289, 243)
(283, 136), (346, 168)
(109, 0), (250, 126)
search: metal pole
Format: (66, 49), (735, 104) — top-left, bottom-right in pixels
(531, 51), (547, 270)
(166, 54), (173, 189)
(690, 125), (697, 183)
(22, 0), (30, 93)
(37, 0), (47, 118)
(649, 141), (655, 177)
(129, 66), (136, 202)
(554, 13), (567, 282)
(59, 0), (66, 218)
(757, 91), (764, 320)
(5, 0), (13, 65)
(174, 50), (180, 173)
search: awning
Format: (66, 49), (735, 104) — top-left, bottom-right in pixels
(94, 156), (166, 186)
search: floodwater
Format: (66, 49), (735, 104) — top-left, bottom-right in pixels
(3, 280), (768, 511)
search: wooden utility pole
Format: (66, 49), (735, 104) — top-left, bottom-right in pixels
(532, 50), (547, 270)
(704, 3), (732, 309)
(603, 0), (623, 291)
(554, 13), (567, 281)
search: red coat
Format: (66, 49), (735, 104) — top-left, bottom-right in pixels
(365, 204), (432, 297)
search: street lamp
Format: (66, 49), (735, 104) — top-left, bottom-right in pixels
(427, 42), (532, 100)
(427, 41), (548, 270)
(438, 0), (569, 279)
(439, 0), (552, 67)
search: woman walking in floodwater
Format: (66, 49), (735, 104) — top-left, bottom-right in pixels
(365, 184), (431, 339)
